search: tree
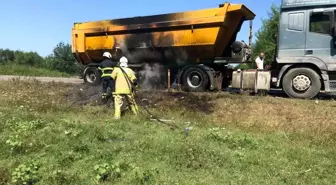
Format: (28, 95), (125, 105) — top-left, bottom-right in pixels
(0, 48), (44, 66)
(252, 4), (280, 68)
(47, 42), (82, 74)
(0, 49), (15, 63)
(13, 51), (45, 67)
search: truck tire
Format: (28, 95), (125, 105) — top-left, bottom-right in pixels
(83, 67), (101, 86)
(282, 68), (321, 99)
(181, 67), (209, 92)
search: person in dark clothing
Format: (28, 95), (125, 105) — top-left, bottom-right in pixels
(98, 52), (117, 104)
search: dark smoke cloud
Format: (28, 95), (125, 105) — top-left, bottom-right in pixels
(164, 48), (188, 66)
(117, 42), (189, 90)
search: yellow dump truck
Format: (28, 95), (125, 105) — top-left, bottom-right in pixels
(71, 2), (255, 91)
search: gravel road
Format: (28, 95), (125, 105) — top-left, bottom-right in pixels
(0, 75), (84, 84)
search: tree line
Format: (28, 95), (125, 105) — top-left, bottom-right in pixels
(0, 42), (84, 75)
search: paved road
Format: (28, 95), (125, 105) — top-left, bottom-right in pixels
(0, 75), (84, 84)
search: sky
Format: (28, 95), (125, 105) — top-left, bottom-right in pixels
(0, 0), (280, 57)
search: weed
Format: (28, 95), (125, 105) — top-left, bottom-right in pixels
(49, 170), (76, 185)
(233, 147), (246, 161)
(94, 163), (111, 182)
(64, 128), (83, 138)
(5, 118), (44, 133)
(206, 127), (259, 149)
(6, 135), (23, 153)
(207, 127), (229, 142)
(172, 142), (227, 170)
(132, 167), (160, 185)
(93, 161), (132, 183)
(226, 134), (259, 149)
(11, 161), (40, 185)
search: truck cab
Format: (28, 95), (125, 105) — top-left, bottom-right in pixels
(275, 0), (336, 98)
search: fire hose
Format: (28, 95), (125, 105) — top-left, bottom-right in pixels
(117, 66), (179, 130)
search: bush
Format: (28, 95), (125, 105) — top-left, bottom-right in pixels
(14, 51), (45, 67)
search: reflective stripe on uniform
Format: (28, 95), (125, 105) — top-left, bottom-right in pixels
(99, 67), (114, 77)
(102, 74), (113, 77)
(99, 67), (114, 71)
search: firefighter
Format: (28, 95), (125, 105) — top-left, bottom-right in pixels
(111, 56), (138, 119)
(98, 52), (117, 104)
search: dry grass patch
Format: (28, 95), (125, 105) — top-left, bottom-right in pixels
(211, 95), (336, 140)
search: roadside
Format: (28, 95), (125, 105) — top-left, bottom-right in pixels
(0, 63), (72, 77)
(0, 75), (83, 84)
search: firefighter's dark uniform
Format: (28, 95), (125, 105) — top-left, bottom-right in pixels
(98, 58), (117, 102)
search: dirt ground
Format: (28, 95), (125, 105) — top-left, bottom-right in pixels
(64, 83), (220, 114)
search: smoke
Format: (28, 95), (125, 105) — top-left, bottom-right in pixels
(164, 48), (188, 66)
(117, 42), (190, 90)
(119, 42), (162, 64)
(118, 42), (132, 60)
(138, 63), (166, 90)
(119, 41), (189, 65)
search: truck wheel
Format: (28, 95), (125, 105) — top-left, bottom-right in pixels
(282, 68), (321, 99)
(83, 67), (101, 86)
(181, 67), (209, 92)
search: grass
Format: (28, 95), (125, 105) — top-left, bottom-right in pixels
(0, 79), (335, 184)
(0, 63), (71, 77)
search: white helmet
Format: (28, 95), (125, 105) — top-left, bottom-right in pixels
(119, 56), (128, 67)
(102, 52), (112, 59)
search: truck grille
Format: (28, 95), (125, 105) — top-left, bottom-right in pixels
(329, 81), (336, 90)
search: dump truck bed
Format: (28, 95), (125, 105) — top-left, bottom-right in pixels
(71, 3), (255, 65)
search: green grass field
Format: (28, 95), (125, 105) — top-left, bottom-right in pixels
(0, 64), (71, 77)
(0, 79), (335, 185)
